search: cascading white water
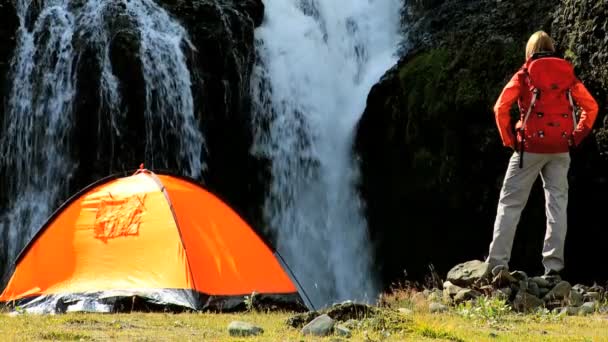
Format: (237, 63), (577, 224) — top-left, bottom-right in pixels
(252, 0), (402, 309)
(0, 0), (203, 269)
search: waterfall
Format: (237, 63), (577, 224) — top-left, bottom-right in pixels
(0, 0), (203, 274)
(251, 0), (402, 308)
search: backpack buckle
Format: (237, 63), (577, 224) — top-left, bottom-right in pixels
(536, 112), (544, 118)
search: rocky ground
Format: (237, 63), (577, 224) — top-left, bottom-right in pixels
(440, 260), (607, 315)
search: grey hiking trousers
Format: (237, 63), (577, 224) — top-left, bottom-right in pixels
(486, 151), (570, 273)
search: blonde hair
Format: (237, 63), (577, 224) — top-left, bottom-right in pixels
(525, 31), (555, 60)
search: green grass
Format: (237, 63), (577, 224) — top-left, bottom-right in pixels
(1, 303), (608, 341)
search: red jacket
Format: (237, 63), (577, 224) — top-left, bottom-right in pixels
(494, 60), (598, 153)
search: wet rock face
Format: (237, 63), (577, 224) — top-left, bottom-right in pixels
(0, 0), (18, 206)
(356, 0), (608, 287)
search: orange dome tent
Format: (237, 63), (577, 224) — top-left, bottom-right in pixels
(0, 168), (309, 313)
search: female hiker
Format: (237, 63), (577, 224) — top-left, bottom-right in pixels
(486, 31), (598, 277)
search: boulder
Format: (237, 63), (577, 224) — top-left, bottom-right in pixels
(530, 277), (550, 288)
(443, 281), (464, 299)
(513, 290), (544, 312)
(569, 289), (584, 307)
(579, 302), (596, 316)
(446, 260), (491, 287)
(544, 281), (572, 301)
(429, 302), (448, 313)
(302, 314), (335, 337)
(454, 289), (481, 304)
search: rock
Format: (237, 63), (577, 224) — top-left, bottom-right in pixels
(539, 287), (550, 298)
(443, 281), (464, 299)
(579, 302), (596, 315)
(527, 281), (540, 298)
(398, 308), (413, 315)
(572, 284), (589, 293)
(542, 275), (562, 287)
(228, 321), (264, 337)
(302, 314), (335, 337)
(588, 285), (604, 293)
(427, 289), (444, 303)
(530, 277), (550, 288)
(559, 306), (580, 316)
(492, 269), (517, 287)
(544, 281), (572, 301)
(515, 280), (528, 293)
(495, 287), (512, 300)
(334, 325), (352, 338)
(569, 289), (584, 307)
(446, 260), (491, 287)
(510, 271), (528, 282)
(454, 289), (481, 304)
(584, 292), (601, 302)
(429, 302), (448, 313)
(287, 311), (320, 329)
(513, 290), (544, 312)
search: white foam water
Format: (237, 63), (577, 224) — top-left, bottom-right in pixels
(251, 0), (402, 309)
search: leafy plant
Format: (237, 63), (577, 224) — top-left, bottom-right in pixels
(244, 291), (258, 312)
(456, 295), (511, 325)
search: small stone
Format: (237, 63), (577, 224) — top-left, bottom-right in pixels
(542, 275), (562, 287)
(530, 277), (550, 288)
(527, 281), (540, 298)
(454, 289), (481, 304)
(302, 314), (335, 337)
(539, 287), (550, 298)
(447, 260), (491, 287)
(334, 325), (352, 338)
(427, 289), (443, 303)
(588, 285), (604, 293)
(579, 302), (596, 315)
(569, 289), (584, 307)
(558, 306), (579, 316)
(443, 281), (464, 298)
(228, 321), (264, 337)
(513, 290), (544, 312)
(572, 284), (589, 293)
(494, 287), (512, 299)
(544, 281), (572, 301)
(584, 292), (601, 302)
(510, 271), (528, 281)
(398, 308), (413, 315)
(429, 302), (448, 313)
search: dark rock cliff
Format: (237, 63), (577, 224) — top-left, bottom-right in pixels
(0, 1), (18, 208)
(357, 0), (608, 286)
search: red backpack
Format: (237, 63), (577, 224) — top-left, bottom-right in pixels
(516, 52), (579, 164)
